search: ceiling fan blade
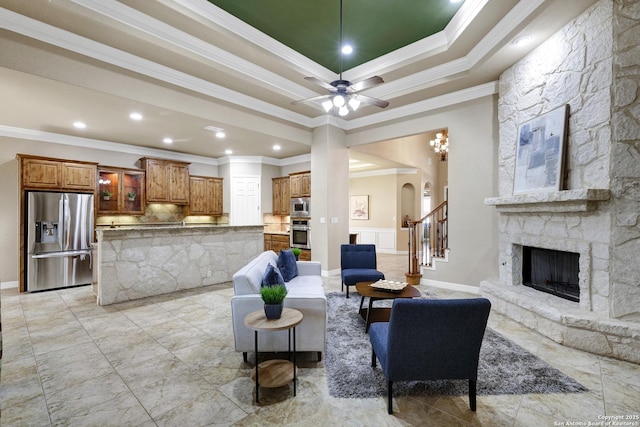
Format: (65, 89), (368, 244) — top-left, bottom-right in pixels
(349, 76), (384, 92)
(356, 94), (390, 109)
(291, 94), (332, 105)
(304, 76), (335, 91)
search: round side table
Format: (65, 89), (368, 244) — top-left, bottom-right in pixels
(244, 308), (303, 403)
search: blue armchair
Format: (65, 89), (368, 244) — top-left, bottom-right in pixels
(369, 298), (491, 414)
(340, 244), (385, 298)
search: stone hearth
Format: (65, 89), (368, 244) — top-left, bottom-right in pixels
(480, 0), (640, 364)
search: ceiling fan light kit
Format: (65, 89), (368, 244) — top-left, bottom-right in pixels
(292, 0), (389, 116)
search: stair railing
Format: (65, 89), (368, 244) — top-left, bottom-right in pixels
(407, 201), (448, 279)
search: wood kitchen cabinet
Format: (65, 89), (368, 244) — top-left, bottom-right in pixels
(140, 157), (190, 204)
(18, 155), (97, 191)
(272, 176), (290, 215)
(289, 171), (310, 197)
(97, 166), (145, 215)
(264, 233), (290, 254)
(187, 176), (223, 216)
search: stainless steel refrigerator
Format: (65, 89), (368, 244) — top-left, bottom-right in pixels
(25, 191), (94, 292)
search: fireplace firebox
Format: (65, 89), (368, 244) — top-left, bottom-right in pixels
(522, 246), (580, 302)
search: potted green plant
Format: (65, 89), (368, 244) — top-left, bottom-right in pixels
(260, 284), (287, 319)
(126, 191), (136, 201)
(290, 247), (301, 260)
(101, 190), (113, 201)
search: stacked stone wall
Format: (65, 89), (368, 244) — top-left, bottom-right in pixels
(497, 0), (614, 315)
(610, 0), (640, 320)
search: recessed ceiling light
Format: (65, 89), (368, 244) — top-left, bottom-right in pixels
(273, 144), (281, 151)
(73, 121), (86, 129)
(341, 44), (353, 55)
(225, 149), (232, 155)
(204, 125), (225, 138)
(129, 112), (143, 121)
(163, 137), (173, 144)
(512, 35), (532, 47)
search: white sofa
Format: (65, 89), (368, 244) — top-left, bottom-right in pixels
(231, 250), (327, 361)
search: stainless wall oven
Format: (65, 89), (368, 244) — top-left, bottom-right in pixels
(290, 219), (311, 249)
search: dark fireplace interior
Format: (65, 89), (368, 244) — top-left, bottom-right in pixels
(522, 246), (580, 302)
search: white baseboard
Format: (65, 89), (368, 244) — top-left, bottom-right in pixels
(422, 279), (480, 294)
(1, 280), (19, 289)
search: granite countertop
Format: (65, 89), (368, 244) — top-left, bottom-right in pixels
(264, 231), (290, 235)
(97, 224), (260, 231)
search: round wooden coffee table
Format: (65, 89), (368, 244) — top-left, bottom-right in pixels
(244, 308), (303, 403)
(355, 282), (421, 332)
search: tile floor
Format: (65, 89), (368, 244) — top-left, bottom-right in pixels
(1, 253), (639, 426)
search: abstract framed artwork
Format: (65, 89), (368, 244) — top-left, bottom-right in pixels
(513, 104), (569, 194)
(350, 195), (369, 220)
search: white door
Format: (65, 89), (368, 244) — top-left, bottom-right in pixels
(231, 176), (261, 225)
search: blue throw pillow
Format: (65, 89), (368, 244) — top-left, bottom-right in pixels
(261, 263), (284, 288)
(277, 249), (298, 282)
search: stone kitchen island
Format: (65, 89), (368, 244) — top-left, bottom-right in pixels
(95, 225), (263, 305)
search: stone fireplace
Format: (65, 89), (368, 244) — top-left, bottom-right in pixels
(480, 0), (640, 364)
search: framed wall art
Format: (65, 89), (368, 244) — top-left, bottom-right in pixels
(350, 195), (369, 220)
(513, 104), (569, 194)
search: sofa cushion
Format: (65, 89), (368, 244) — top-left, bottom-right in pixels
(261, 263), (285, 287)
(277, 249), (298, 282)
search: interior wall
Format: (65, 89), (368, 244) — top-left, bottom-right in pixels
(348, 174), (396, 229)
(310, 125), (349, 273)
(347, 96), (499, 287)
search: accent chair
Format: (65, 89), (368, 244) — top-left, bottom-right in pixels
(340, 244), (385, 298)
(369, 298), (491, 414)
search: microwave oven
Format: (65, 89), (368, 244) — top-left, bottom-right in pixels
(290, 197), (310, 217)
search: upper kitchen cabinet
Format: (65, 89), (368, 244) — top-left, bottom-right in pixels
(272, 176), (290, 215)
(140, 157), (190, 204)
(97, 167), (145, 215)
(187, 176), (223, 216)
(18, 154), (97, 191)
(289, 171), (310, 197)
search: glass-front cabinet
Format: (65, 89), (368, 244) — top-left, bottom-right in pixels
(97, 167), (145, 215)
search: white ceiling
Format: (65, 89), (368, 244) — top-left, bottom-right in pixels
(0, 0), (596, 170)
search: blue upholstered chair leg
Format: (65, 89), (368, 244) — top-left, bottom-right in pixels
(469, 379), (477, 411)
(387, 380), (393, 414)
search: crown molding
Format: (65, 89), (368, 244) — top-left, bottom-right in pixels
(344, 0), (487, 81)
(0, 125), (219, 165)
(356, 0), (544, 101)
(70, 0), (319, 101)
(0, 7), (315, 128)
(174, 0), (335, 82)
(346, 81), (499, 131)
(350, 168), (418, 178)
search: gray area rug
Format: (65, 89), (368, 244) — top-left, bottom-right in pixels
(325, 291), (588, 398)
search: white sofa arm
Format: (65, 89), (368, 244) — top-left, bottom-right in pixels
(296, 261), (321, 276)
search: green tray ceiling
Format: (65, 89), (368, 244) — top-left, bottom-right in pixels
(207, 0), (464, 73)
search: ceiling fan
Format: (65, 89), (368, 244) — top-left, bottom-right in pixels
(291, 0), (389, 116)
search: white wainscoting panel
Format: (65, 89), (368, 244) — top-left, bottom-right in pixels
(349, 228), (396, 253)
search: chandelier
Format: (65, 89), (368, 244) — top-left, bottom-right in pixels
(430, 130), (449, 161)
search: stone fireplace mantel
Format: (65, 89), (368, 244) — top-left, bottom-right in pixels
(484, 189), (610, 213)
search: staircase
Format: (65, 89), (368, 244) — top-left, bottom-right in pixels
(407, 201), (448, 278)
